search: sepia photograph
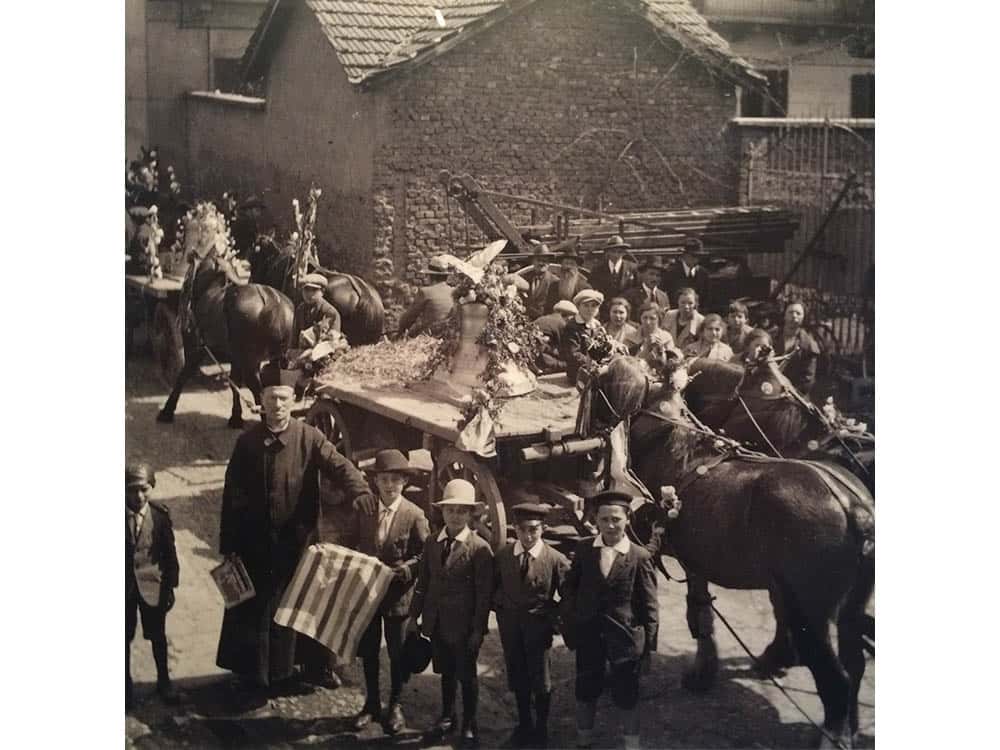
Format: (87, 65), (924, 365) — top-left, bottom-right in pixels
(123, 1), (877, 747)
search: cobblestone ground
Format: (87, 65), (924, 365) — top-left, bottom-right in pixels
(126, 354), (874, 749)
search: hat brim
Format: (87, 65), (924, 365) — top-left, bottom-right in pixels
(605, 243), (631, 251)
(370, 466), (421, 475)
(433, 500), (486, 511)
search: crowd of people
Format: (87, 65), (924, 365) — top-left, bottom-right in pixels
(397, 234), (822, 396)
(127, 359), (661, 748)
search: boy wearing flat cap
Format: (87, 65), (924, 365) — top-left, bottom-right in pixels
(353, 450), (431, 735)
(408, 479), (494, 748)
(494, 500), (570, 748)
(126, 463), (180, 710)
(561, 491), (658, 750)
(292, 273), (342, 348)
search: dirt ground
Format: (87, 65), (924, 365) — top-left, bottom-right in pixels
(125, 352), (874, 749)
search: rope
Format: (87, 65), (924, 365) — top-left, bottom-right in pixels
(708, 596), (849, 750)
(737, 395), (784, 458)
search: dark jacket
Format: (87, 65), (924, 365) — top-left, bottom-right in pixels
(293, 298), (342, 342)
(661, 260), (710, 303)
(545, 273), (591, 314)
(623, 285), (670, 323)
(127, 501), (179, 607)
(356, 498), (430, 617)
(588, 259), (638, 306)
(493, 541), (569, 622)
(397, 282), (455, 337)
(216, 419), (374, 683)
(519, 267), (560, 318)
(560, 317), (611, 382)
(533, 312), (569, 373)
(409, 528), (494, 644)
(772, 327), (821, 396)
(561, 537), (658, 659)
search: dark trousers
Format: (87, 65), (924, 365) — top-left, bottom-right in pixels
(358, 612), (408, 708)
(126, 590), (170, 688)
(574, 627), (641, 709)
(431, 633), (480, 727)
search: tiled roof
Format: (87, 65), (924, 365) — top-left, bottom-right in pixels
(242, 0), (763, 88)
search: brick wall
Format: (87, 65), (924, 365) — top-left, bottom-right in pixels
(372, 0), (742, 296)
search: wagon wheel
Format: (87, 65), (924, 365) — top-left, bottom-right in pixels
(306, 398), (355, 508)
(434, 445), (507, 551)
(150, 302), (184, 388)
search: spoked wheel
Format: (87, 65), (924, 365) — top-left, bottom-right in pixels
(151, 302), (184, 388)
(434, 445), (506, 551)
(306, 399), (355, 508)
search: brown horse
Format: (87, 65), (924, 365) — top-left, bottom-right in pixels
(594, 356), (875, 748)
(685, 341), (875, 494)
(156, 256), (294, 428)
(249, 237), (384, 345)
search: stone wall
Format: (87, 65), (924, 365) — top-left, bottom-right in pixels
(372, 0), (742, 291)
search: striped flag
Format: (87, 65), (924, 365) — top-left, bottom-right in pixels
(274, 543), (394, 659)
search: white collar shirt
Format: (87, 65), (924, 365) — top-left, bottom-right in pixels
(608, 258), (623, 275)
(593, 535), (631, 577)
(127, 504), (149, 543)
(512, 539), (544, 559)
(377, 496), (403, 545)
(437, 525), (472, 544)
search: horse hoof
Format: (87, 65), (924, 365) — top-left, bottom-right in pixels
(754, 646), (796, 677)
(156, 410), (174, 424)
(227, 417), (245, 429)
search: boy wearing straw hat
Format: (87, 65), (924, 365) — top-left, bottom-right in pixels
(494, 500), (570, 748)
(353, 450), (431, 735)
(408, 479), (494, 748)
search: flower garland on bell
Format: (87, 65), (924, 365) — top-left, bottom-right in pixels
(446, 263), (543, 428)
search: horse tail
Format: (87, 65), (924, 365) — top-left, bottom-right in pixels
(334, 272), (385, 345)
(256, 285), (294, 360)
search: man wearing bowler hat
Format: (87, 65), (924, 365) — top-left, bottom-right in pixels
(588, 236), (638, 317)
(494, 499), (571, 748)
(353, 449), (431, 735)
(545, 246), (592, 314)
(397, 256), (456, 338)
(561, 491), (658, 750)
(216, 361), (377, 702)
(408, 479), (494, 747)
(515, 242), (560, 319)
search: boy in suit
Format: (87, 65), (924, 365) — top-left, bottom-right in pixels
(494, 501), (570, 748)
(353, 450), (431, 734)
(561, 491), (658, 750)
(126, 463), (180, 711)
(408, 479), (494, 747)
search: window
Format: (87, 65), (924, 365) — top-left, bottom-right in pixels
(850, 74), (875, 118)
(214, 58), (243, 93)
(740, 70), (789, 118)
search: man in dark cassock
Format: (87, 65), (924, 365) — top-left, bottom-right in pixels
(216, 361), (377, 699)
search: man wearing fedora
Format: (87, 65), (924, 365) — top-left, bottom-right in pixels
(408, 479), (494, 747)
(661, 237), (710, 304)
(515, 242), (560, 319)
(353, 449), (431, 735)
(397, 256), (455, 338)
(494, 500), (571, 748)
(292, 273), (341, 348)
(217, 361), (377, 701)
(624, 261), (671, 325)
(561, 491), (658, 750)
(545, 246), (592, 315)
(588, 236), (638, 318)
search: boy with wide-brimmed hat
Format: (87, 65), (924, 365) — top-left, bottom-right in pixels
(353, 449), (431, 735)
(561, 491), (658, 750)
(408, 479), (494, 747)
(494, 499), (571, 747)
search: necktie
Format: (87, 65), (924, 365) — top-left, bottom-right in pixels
(520, 551), (530, 580)
(128, 513), (137, 543)
(441, 537), (455, 566)
(600, 547), (616, 578)
(377, 507), (392, 546)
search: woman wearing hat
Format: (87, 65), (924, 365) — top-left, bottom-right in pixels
(407, 479), (494, 747)
(353, 450), (431, 735)
(560, 289), (624, 383)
